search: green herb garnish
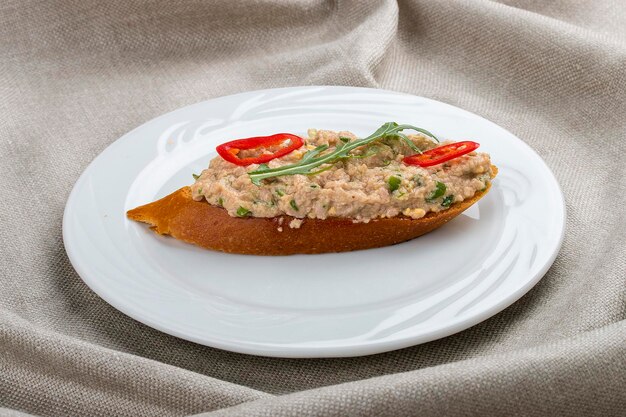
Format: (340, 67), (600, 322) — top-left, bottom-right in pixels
(236, 207), (251, 217)
(307, 164), (334, 176)
(310, 184), (318, 188)
(217, 197), (224, 206)
(248, 122), (437, 185)
(276, 189), (285, 197)
(427, 181), (446, 201)
(290, 199), (299, 211)
(192, 173), (200, 180)
(349, 145), (379, 159)
(441, 195), (454, 207)
(388, 176), (401, 192)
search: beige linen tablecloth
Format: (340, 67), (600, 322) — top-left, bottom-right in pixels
(1, 1), (625, 416)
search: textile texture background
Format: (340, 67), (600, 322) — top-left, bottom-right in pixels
(1, 0), (625, 416)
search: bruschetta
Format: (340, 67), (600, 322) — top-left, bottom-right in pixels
(127, 122), (497, 255)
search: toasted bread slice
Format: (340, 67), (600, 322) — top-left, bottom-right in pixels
(127, 166), (496, 255)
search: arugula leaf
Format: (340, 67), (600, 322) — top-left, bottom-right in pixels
(248, 122), (438, 185)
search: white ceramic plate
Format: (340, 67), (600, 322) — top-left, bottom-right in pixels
(63, 86), (565, 358)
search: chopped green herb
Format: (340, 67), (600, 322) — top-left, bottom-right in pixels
(339, 136), (351, 143)
(290, 199), (299, 211)
(441, 195), (454, 207)
(192, 173), (200, 180)
(276, 189), (285, 197)
(217, 197), (224, 206)
(388, 176), (401, 192)
(310, 184), (318, 188)
(427, 181), (446, 201)
(236, 207), (251, 217)
(257, 163), (270, 171)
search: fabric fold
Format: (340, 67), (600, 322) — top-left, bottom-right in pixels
(0, 314), (270, 416)
(197, 321), (626, 416)
(1, 0), (625, 415)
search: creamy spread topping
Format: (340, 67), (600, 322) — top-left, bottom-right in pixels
(191, 129), (493, 221)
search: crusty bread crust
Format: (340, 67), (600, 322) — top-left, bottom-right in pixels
(126, 166), (496, 255)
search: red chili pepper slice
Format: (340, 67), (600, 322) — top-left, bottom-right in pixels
(403, 141), (480, 167)
(216, 133), (304, 166)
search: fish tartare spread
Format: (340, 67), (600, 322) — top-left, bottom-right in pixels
(191, 123), (494, 223)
